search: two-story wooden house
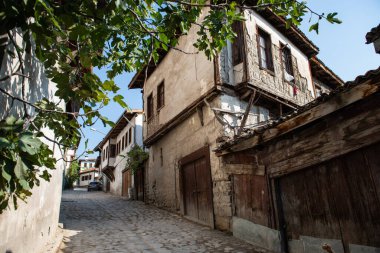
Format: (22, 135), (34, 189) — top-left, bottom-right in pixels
(94, 110), (144, 198)
(128, 8), (343, 231)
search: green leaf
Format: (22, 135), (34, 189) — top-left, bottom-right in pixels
(14, 157), (27, 179)
(0, 137), (10, 149)
(309, 23), (319, 34)
(18, 133), (42, 155)
(113, 94), (128, 108)
(2, 169), (12, 182)
(39, 170), (51, 181)
(99, 115), (115, 128)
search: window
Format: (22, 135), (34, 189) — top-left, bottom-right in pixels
(82, 176), (84, 181)
(129, 128), (133, 145)
(257, 28), (274, 71)
(157, 81), (165, 110)
(232, 21), (244, 66)
(89, 175), (92, 180)
(110, 144), (116, 158)
(147, 93), (153, 120)
(125, 132), (128, 148)
(122, 136), (125, 150)
(281, 44), (294, 82)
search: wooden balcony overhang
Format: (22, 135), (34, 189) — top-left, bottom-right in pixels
(235, 82), (300, 111)
(102, 165), (115, 182)
(215, 67), (380, 156)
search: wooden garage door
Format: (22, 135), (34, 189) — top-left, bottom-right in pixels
(278, 142), (380, 250)
(122, 170), (132, 197)
(181, 147), (213, 227)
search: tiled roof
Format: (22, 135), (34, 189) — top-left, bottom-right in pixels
(366, 24), (380, 44)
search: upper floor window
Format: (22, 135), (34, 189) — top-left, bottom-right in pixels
(232, 21), (244, 66)
(122, 136), (125, 150)
(109, 144), (115, 158)
(281, 44), (294, 82)
(147, 93), (153, 120)
(157, 81), (165, 110)
(257, 28), (274, 72)
(129, 128), (133, 145)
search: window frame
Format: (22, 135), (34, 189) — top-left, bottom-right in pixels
(129, 128), (133, 145)
(280, 43), (294, 82)
(231, 21), (245, 66)
(257, 27), (274, 73)
(157, 81), (165, 111)
(147, 93), (154, 121)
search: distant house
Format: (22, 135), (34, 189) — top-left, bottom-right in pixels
(128, 7), (343, 232)
(94, 110), (144, 198)
(76, 158), (99, 187)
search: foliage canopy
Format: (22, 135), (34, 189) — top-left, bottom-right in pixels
(0, 0), (340, 212)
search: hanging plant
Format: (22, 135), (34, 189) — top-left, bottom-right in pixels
(125, 145), (149, 175)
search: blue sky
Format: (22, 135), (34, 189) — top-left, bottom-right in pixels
(76, 0), (380, 157)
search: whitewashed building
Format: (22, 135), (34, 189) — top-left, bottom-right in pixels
(76, 158), (99, 187)
(0, 30), (73, 253)
(94, 110), (143, 198)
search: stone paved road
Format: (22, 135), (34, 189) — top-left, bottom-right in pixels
(59, 190), (268, 253)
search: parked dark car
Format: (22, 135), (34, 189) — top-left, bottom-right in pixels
(87, 181), (102, 191)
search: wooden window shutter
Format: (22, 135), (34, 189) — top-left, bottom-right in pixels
(265, 36), (274, 71)
(232, 22), (244, 66)
(157, 81), (165, 110)
(147, 93), (153, 119)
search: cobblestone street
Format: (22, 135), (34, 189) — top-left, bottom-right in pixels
(58, 190), (267, 253)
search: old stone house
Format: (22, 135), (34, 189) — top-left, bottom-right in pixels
(215, 67), (380, 253)
(128, 8), (343, 231)
(94, 110), (144, 198)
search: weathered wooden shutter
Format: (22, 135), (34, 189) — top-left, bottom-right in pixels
(232, 22), (244, 66)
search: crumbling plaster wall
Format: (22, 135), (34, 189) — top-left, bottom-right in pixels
(219, 94), (270, 136)
(0, 29), (65, 253)
(142, 9), (215, 140)
(145, 96), (237, 230)
(313, 78), (332, 95)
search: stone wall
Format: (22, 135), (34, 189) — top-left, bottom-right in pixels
(219, 10), (315, 106)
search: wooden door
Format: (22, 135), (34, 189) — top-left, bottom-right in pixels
(122, 170), (131, 197)
(183, 162), (198, 219)
(278, 142), (380, 251)
(233, 174), (269, 226)
(134, 167), (145, 201)
(181, 146), (214, 227)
